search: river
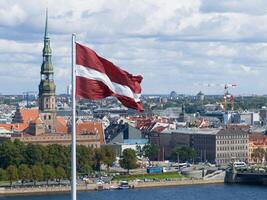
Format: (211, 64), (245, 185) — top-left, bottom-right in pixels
(0, 184), (266, 200)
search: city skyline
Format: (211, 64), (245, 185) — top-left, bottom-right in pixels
(1, 0), (267, 95)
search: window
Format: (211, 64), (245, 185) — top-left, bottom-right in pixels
(48, 115), (51, 120)
(44, 115), (46, 120)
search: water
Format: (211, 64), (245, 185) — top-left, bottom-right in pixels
(0, 184), (266, 200)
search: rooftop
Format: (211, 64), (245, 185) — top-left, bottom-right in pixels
(162, 127), (221, 135)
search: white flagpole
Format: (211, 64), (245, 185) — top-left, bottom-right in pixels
(71, 33), (77, 200)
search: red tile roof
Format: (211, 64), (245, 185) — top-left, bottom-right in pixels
(31, 117), (43, 124)
(13, 108), (39, 124)
(55, 117), (68, 134)
(76, 121), (104, 144)
(20, 109), (39, 123)
(0, 123), (28, 132)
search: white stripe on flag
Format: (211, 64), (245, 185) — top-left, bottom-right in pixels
(76, 65), (141, 102)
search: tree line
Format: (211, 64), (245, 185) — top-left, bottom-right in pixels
(0, 139), (116, 185)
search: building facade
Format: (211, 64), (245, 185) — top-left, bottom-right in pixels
(149, 128), (219, 162)
(215, 127), (249, 165)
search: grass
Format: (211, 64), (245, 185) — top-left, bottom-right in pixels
(112, 172), (184, 181)
(0, 181), (9, 187)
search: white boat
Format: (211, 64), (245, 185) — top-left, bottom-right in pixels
(119, 181), (130, 189)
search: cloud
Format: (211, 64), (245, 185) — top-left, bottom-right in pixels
(0, 0), (267, 95)
(0, 3), (27, 27)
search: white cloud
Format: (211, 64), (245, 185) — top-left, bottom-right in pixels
(0, 4), (26, 27)
(0, 0), (267, 95)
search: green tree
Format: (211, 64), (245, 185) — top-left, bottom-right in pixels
(0, 140), (24, 168)
(25, 144), (46, 166)
(0, 168), (7, 181)
(173, 146), (196, 163)
(55, 166), (66, 185)
(32, 165), (44, 186)
(119, 149), (138, 174)
(251, 148), (266, 164)
(47, 144), (70, 168)
(6, 165), (19, 186)
(143, 144), (159, 163)
(43, 165), (56, 185)
(77, 145), (94, 174)
(102, 146), (116, 172)
(65, 166), (71, 181)
(94, 148), (105, 172)
(18, 164), (31, 185)
(80, 164), (92, 176)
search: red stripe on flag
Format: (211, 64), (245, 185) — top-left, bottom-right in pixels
(76, 43), (142, 94)
(76, 76), (143, 112)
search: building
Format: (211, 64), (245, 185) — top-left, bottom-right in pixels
(150, 128), (219, 162)
(38, 9), (57, 133)
(237, 112), (260, 125)
(248, 132), (267, 163)
(104, 123), (147, 156)
(105, 123), (143, 144)
(169, 91), (178, 100)
(259, 107), (267, 125)
(12, 120), (105, 147)
(105, 139), (149, 157)
(149, 125), (250, 164)
(215, 126), (249, 165)
(12, 108), (39, 124)
(196, 91), (205, 101)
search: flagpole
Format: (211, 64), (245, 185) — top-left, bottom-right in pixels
(71, 33), (77, 200)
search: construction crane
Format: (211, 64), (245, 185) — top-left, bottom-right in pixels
(198, 83), (237, 111)
(223, 84), (237, 111)
(23, 91), (37, 108)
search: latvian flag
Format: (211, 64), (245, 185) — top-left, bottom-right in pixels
(76, 43), (143, 112)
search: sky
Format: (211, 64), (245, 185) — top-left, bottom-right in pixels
(1, 0), (267, 95)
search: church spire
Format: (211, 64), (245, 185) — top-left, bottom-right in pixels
(38, 8), (56, 133)
(44, 8), (48, 39)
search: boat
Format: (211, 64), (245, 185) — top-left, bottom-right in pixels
(118, 181), (130, 189)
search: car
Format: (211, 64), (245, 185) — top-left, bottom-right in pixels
(96, 180), (104, 184)
(233, 161), (247, 169)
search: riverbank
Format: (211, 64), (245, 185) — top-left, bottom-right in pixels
(0, 178), (224, 196)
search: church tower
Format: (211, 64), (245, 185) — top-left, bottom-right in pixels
(38, 9), (56, 133)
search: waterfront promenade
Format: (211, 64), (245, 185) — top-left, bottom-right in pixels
(0, 179), (224, 196)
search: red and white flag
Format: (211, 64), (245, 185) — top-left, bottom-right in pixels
(75, 43), (143, 112)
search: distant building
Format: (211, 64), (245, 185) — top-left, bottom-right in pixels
(160, 97), (168, 104)
(169, 91), (178, 100)
(153, 107), (182, 118)
(150, 128), (220, 162)
(232, 112), (260, 125)
(12, 120), (105, 147)
(67, 85), (72, 95)
(260, 107), (267, 125)
(105, 139), (149, 157)
(105, 123), (142, 144)
(104, 123), (146, 156)
(196, 91), (205, 101)
(149, 125), (250, 164)
(216, 126), (249, 165)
